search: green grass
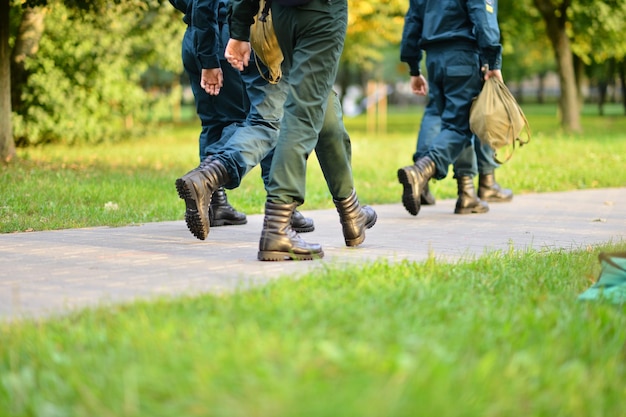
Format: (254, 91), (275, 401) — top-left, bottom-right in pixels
(2, 244), (626, 416)
(1, 104), (626, 416)
(1, 103), (625, 233)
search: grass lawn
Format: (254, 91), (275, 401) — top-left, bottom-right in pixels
(1, 244), (626, 416)
(1, 103), (626, 416)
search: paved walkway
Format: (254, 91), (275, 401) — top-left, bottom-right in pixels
(1, 188), (625, 320)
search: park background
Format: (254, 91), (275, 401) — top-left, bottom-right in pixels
(2, 0), (626, 232)
(2, 2), (626, 416)
(2, 0), (626, 160)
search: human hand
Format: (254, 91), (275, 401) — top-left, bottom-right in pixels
(224, 39), (251, 71)
(482, 67), (503, 83)
(410, 74), (428, 96)
(200, 68), (223, 95)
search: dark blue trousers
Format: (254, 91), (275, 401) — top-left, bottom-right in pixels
(421, 46), (485, 180)
(181, 23), (249, 162)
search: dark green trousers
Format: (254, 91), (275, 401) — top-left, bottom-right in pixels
(267, 0), (351, 204)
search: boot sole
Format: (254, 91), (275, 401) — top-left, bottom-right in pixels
(292, 225), (315, 233)
(175, 178), (209, 240)
(480, 195), (514, 203)
(397, 168), (421, 216)
(209, 218), (248, 227)
(257, 250), (325, 261)
(454, 206), (490, 215)
(208, 206), (248, 227)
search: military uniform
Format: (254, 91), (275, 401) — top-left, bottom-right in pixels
(181, 0), (375, 260)
(231, 0), (351, 204)
(415, 100), (513, 208)
(398, 0), (503, 216)
(171, 0), (249, 225)
(170, 0), (249, 161)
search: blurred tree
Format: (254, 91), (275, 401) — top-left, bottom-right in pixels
(10, 4), (46, 129)
(532, 0), (626, 132)
(585, 59), (618, 115)
(337, 0), (405, 101)
(1, 0), (183, 162)
(498, 0), (555, 103)
(1, 0), (16, 162)
(570, 0), (626, 115)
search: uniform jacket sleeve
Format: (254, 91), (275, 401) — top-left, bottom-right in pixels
(193, 0), (221, 69)
(229, 0), (260, 41)
(400, 0), (423, 76)
(169, 0), (192, 25)
(169, 0), (188, 14)
(467, 0), (502, 70)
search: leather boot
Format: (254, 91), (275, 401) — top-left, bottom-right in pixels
(454, 176), (489, 214)
(478, 172), (513, 202)
(175, 159), (229, 240)
(209, 187), (247, 227)
(291, 210), (315, 233)
(397, 156), (436, 216)
(333, 189), (377, 247)
(420, 181), (436, 205)
(258, 201), (324, 261)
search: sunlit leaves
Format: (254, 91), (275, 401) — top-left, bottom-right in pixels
(342, 0), (406, 72)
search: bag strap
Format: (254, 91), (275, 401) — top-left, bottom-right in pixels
(497, 77), (531, 147)
(252, 0), (281, 85)
(260, 0), (272, 22)
(492, 77), (531, 164)
(253, 52), (281, 84)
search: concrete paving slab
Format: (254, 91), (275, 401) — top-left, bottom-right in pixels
(1, 188), (625, 320)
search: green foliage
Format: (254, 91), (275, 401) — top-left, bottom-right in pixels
(569, 0), (626, 62)
(342, 0), (406, 74)
(12, 1), (184, 146)
(498, 0), (556, 82)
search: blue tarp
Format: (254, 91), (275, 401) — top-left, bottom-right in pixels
(578, 252), (626, 304)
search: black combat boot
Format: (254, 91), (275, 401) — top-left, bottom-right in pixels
(258, 201), (324, 261)
(209, 187), (247, 227)
(397, 156), (436, 216)
(291, 210), (315, 233)
(175, 159), (230, 240)
(454, 176), (489, 214)
(333, 190), (377, 247)
(478, 172), (514, 202)
(420, 181), (436, 205)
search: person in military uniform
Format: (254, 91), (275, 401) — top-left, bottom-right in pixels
(176, 0), (376, 261)
(170, 0), (249, 226)
(397, 0), (505, 218)
(415, 99), (513, 214)
(171, 0), (314, 233)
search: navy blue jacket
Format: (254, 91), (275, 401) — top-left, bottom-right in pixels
(400, 0), (502, 76)
(170, 0), (230, 69)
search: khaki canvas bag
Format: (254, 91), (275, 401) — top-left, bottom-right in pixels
(469, 76), (530, 163)
(249, 0), (283, 84)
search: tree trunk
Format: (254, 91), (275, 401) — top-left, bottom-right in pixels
(617, 60), (626, 114)
(11, 6), (46, 113)
(0, 0), (16, 163)
(537, 72), (545, 104)
(515, 82), (524, 104)
(607, 58), (616, 104)
(533, 0), (582, 132)
(597, 80), (607, 116)
(573, 54), (585, 108)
